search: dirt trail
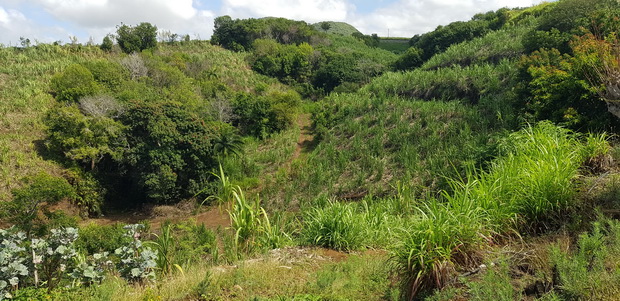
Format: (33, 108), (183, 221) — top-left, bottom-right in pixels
(80, 203), (231, 232)
(291, 113), (315, 162)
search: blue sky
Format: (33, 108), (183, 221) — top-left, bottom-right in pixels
(0, 0), (546, 46)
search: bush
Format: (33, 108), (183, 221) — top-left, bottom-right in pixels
(84, 59), (127, 92)
(550, 219), (620, 299)
(76, 223), (129, 254)
(50, 64), (99, 102)
(393, 47), (424, 71)
(301, 201), (365, 251)
(2, 173), (77, 237)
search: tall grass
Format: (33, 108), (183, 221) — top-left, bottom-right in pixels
(421, 22), (534, 70)
(391, 122), (609, 299)
(362, 60), (517, 104)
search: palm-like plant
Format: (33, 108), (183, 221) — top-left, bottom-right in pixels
(212, 124), (243, 158)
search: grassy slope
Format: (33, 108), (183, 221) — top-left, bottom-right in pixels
(0, 45), (103, 201)
(0, 41), (282, 201)
(260, 94), (495, 207)
(311, 21), (361, 36)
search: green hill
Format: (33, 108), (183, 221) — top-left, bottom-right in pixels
(312, 21), (361, 36)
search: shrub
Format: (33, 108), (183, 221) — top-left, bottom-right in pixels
(301, 201), (365, 251)
(84, 60), (127, 92)
(550, 219), (620, 299)
(2, 173), (76, 237)
(114, 224), (158, 282)
(393, 47), (424, 71)
(50, 64), (99, 102)
(76, 223), (129, 254)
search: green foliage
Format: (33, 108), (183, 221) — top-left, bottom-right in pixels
(116, 22), (158, 54)
(312, 21), (361, 36)
(31, 227), (79, 289)
(517, 47), (620, 131)
(122, 100), (216, 203)
(550, 218), (620, 299)
(228, 185), (290, 254)
(0, 228), (28, 300)
(312, 51), (362, 92)
(365, 59), (516, 105)
(211, 16), (319, 51)
(100, 35), (113, 52)
(70, 252), (111, 286)
(114, 224), (158, 283)
(3, 173), (76, 237)
(76, 223), (129, 254)
(466, 261), (515, 301)
(213, 123), (244, 158)
(155, 222), (217, 269)
(423, 23), (532, 70)
(392, 47), (423, 71)
(271, 93), (496, 205)
(50, 64), (99, 102)
(391, 200), (487, 300)
(45, 104), (127, 170)
(409, 8), (509, 61)
(445, 123), (607, 231)
(233, 90), (300, 139)
(537, 0), (617, 33)
(251, 39), (314, 84)
(301, 201), (365, 251)
(63, 168), (106, 217)
(391, 122), (608, 300)
(83, 60), (127, 92)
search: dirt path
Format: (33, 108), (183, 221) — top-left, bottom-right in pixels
(290, 113), (315, 165)
(80, 203), (231, 232)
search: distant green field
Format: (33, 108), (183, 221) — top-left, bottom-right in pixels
(377, 38), (410, 53)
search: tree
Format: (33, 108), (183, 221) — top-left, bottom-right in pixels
(393, 47), (424, 71)
(212, 124), (244, 158)
(100, 35), (113, 52)
(1, 173), (76, 237)
(45, 104), (127, 170)
(320, 22), (332, 32)
(116, 22), (158, 54)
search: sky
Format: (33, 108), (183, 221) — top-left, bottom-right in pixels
(0, 0), (548, 46)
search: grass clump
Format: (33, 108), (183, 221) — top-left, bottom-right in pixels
(301, 201), (366, 251)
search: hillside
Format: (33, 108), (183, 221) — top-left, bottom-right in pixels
(2, 0), (620, 300)
(312, 21), (361, 36)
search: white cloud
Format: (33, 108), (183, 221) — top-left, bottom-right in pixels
(26, 0), (214, 42)
(0, 6), (71, 45)
(348, 0), (547, 37)
(221, 0), (351, 23)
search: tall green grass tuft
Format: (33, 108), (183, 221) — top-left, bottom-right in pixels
(300, 201), (365, 251)
(391, 200), (489, 300)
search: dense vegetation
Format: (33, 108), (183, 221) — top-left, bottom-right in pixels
(3, 0), (620, 300)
